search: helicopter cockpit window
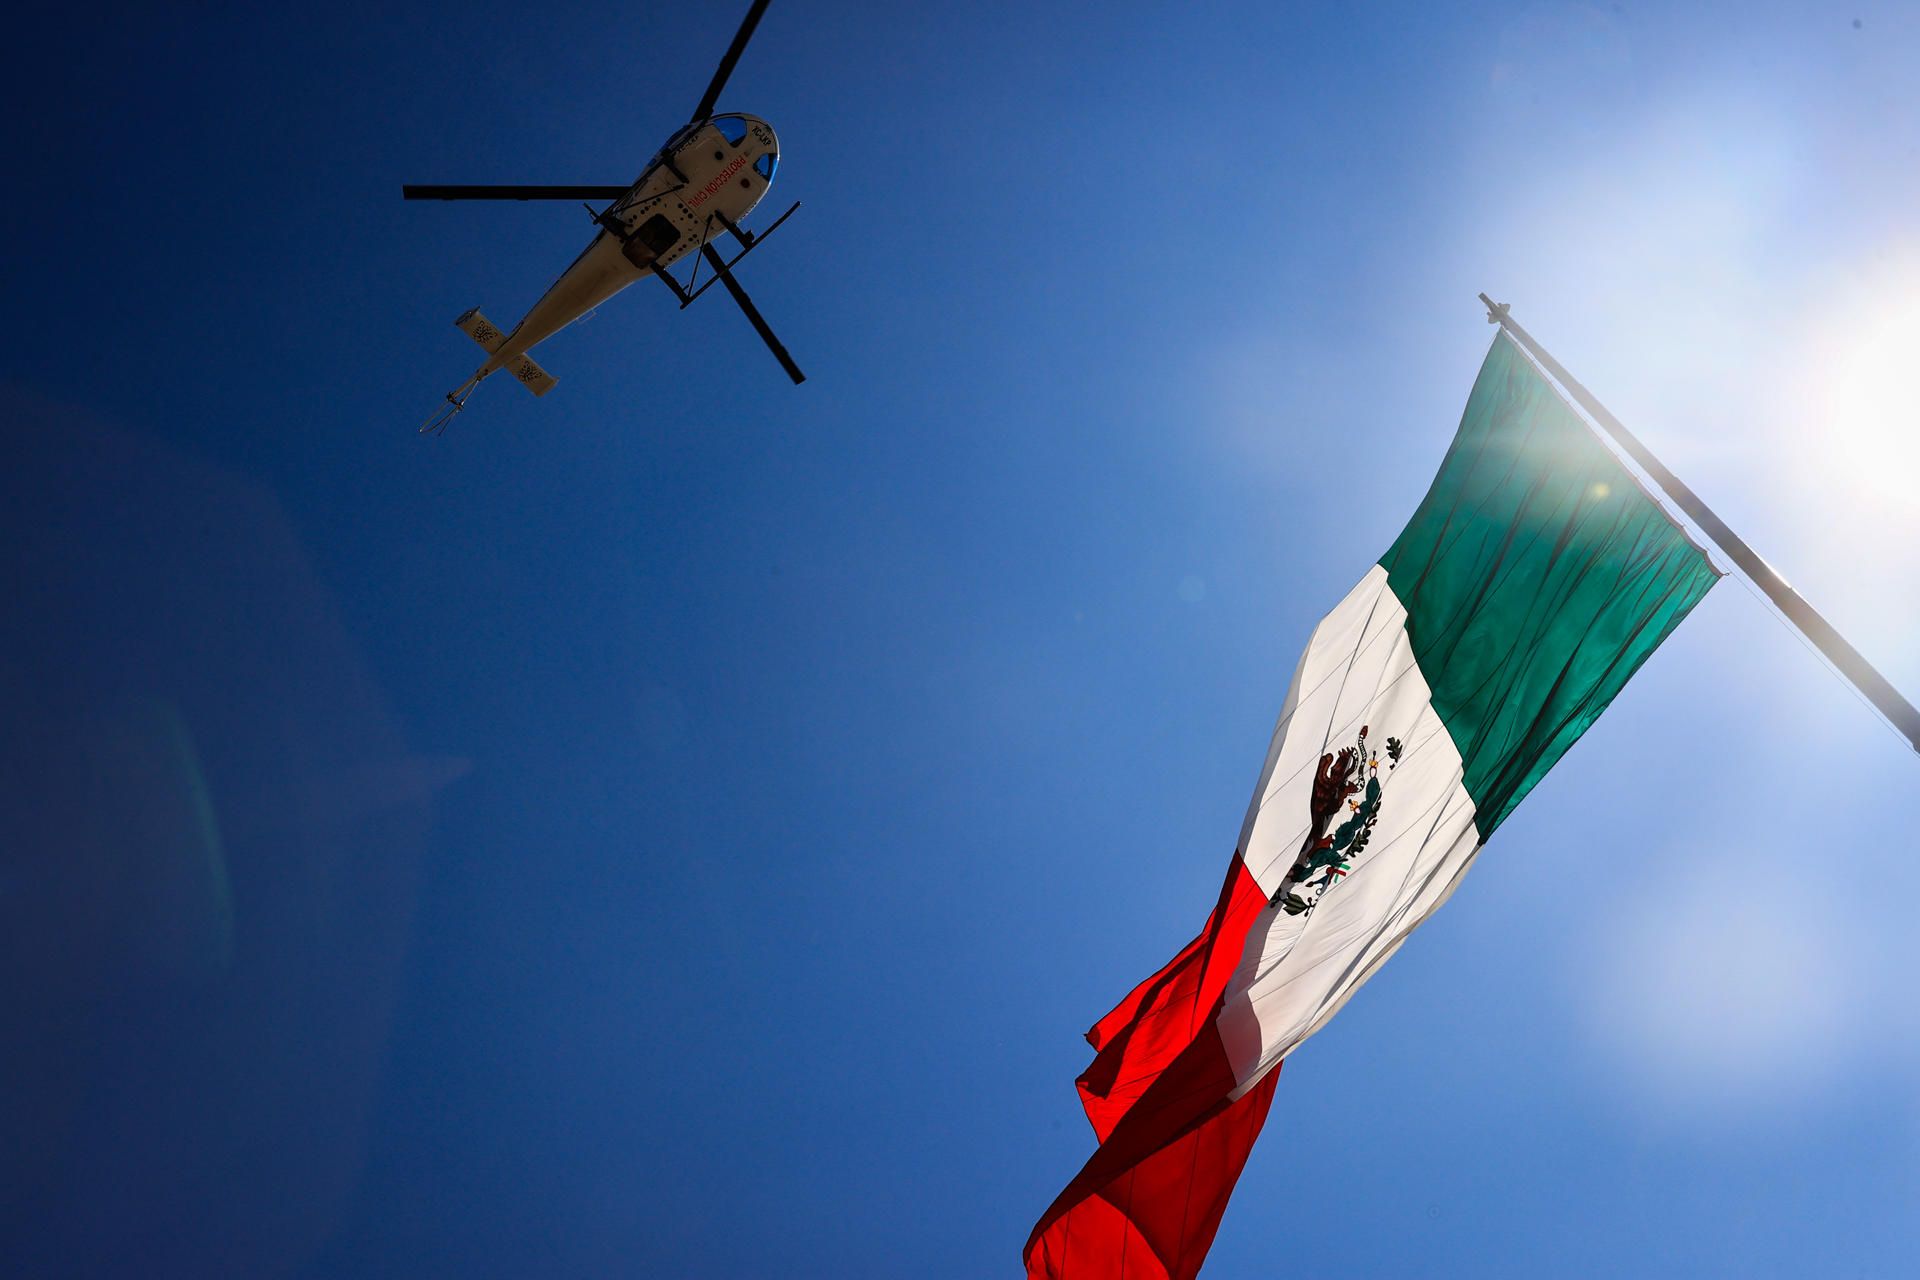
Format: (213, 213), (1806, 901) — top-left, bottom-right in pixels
(713, 116), (750, 146)
(754, 153), (777, 180)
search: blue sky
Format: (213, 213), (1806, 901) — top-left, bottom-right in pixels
(6, 2), (1920, 1276)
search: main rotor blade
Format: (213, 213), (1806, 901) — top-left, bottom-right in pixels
(701, 244), (804, 384)
(689, 0), (773, 124)
(402, 185), (631, 201)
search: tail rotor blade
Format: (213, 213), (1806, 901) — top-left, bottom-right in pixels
(701, 244), (804, 385)
(690, 0), (773, 123)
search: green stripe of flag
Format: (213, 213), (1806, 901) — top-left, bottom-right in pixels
(1380, 334), (1721, 837)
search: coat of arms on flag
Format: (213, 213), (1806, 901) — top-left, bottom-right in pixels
(1273, 725), (1399, 918)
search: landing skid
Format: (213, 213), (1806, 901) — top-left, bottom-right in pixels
(652, 201), (800, 307)
(649, 202), (806, 384)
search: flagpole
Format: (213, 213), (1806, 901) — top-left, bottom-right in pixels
(1477, 293), (1920, 755)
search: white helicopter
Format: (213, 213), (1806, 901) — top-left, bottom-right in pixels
(407, 0), (802, 434)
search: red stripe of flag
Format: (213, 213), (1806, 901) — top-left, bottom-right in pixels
(1026, 856), (1278, 1279)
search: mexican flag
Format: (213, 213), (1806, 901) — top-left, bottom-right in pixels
(1024, 333), (1721, 1280)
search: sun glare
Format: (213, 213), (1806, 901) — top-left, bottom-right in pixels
(1821, 291), (1920, 507)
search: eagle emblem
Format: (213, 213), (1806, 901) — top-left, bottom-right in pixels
(1274, 725), (1402, 916)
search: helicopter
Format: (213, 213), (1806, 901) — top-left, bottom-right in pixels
(406, 0), (802, 434)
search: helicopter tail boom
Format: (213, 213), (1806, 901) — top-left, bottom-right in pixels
(454, 308), (558, 397)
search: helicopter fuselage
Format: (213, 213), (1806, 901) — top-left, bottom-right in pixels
(474, 113), (780, 379)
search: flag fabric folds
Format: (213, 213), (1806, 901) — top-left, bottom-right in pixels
(1025, 334), (1722, 1279)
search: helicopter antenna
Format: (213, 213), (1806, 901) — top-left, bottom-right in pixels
(690, 0), (773, 123)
